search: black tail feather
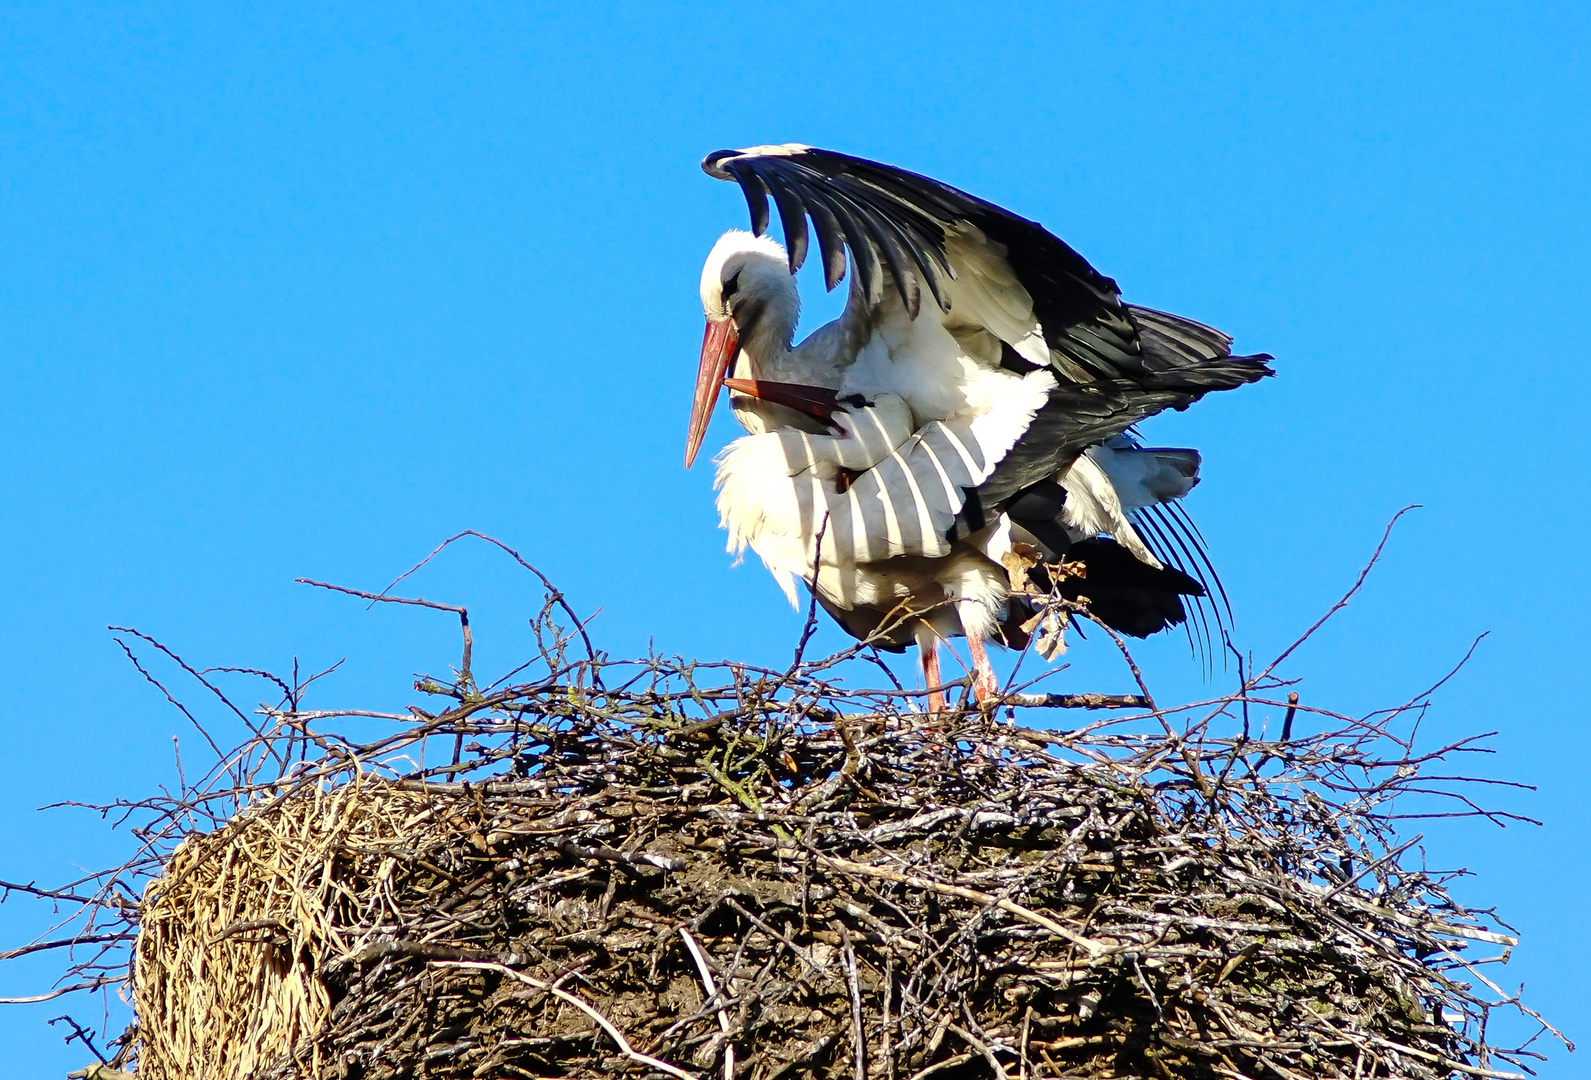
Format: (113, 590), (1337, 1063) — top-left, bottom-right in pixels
(1062, 537), (1204, 639)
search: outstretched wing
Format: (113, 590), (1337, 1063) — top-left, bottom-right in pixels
(704, 143), (1271, 641)
(703, 145), (1272, 509)
(702, 143), (1140, 384)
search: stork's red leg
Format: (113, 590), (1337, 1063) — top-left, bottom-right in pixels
(957, 604), (1000, 704)
(915, 625), (945, 715)
(922, 641), (945, 715)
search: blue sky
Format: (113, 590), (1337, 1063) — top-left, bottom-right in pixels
(1, 1), (1586, 1072)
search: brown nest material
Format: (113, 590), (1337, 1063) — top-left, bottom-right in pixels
(0, 539), (1565, 1080)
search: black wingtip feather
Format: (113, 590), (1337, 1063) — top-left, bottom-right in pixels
(762, 172), (811, 273)
(723, 161), (771, 238)
(804, 185), (879, 299)
(799, 189), (850, 290)
(848, 202), (921, 318)
(703, 144), (1120, 324)
(701, 150), (738, 180)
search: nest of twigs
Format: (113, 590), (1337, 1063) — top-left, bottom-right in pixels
(130, 702), (1530, 1080)
(0, 534), (1564, 1080)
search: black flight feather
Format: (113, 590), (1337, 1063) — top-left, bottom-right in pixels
(761, 171), (811, 273)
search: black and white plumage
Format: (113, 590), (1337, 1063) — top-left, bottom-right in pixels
(687, 144), (1272, 706)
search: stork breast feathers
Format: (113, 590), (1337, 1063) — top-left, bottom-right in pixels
(716, 369), (1058, 595)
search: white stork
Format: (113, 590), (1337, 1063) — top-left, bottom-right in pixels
(684, 145), (1272, 709)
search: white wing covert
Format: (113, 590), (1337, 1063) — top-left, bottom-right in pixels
(717, 386), (1050, 574)
(829, 365), (1052, 563)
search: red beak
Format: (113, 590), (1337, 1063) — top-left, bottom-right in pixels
(723, 378), (844, 432)
(686, 319), (739, 468)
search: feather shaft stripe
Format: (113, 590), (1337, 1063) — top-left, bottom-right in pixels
(915, 436), (966, 508)
(934, 423), (988, 478)
(891, 447), (942, 557)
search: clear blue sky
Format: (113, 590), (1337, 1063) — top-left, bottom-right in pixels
(1, 2), (1586, 1073)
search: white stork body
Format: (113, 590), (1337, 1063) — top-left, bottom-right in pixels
(713, 387), (1016, 698)
(686, 147), (1272, 707)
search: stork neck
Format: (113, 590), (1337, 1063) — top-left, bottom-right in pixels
(732, 338), (795, 383)
(732, 263), (801, 372)
(740, 315), (798, 374)
(731, 289), (806, 383)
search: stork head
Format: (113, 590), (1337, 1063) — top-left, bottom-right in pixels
(686, 230), (800, 467)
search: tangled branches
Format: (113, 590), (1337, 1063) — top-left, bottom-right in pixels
(0, 528), (1567, 1079)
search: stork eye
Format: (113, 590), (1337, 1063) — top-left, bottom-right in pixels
(722, 271), (741, 299)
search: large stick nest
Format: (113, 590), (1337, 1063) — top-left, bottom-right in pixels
(133, 704), (1526, 1080)
(0, 536), (1564, 1079)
